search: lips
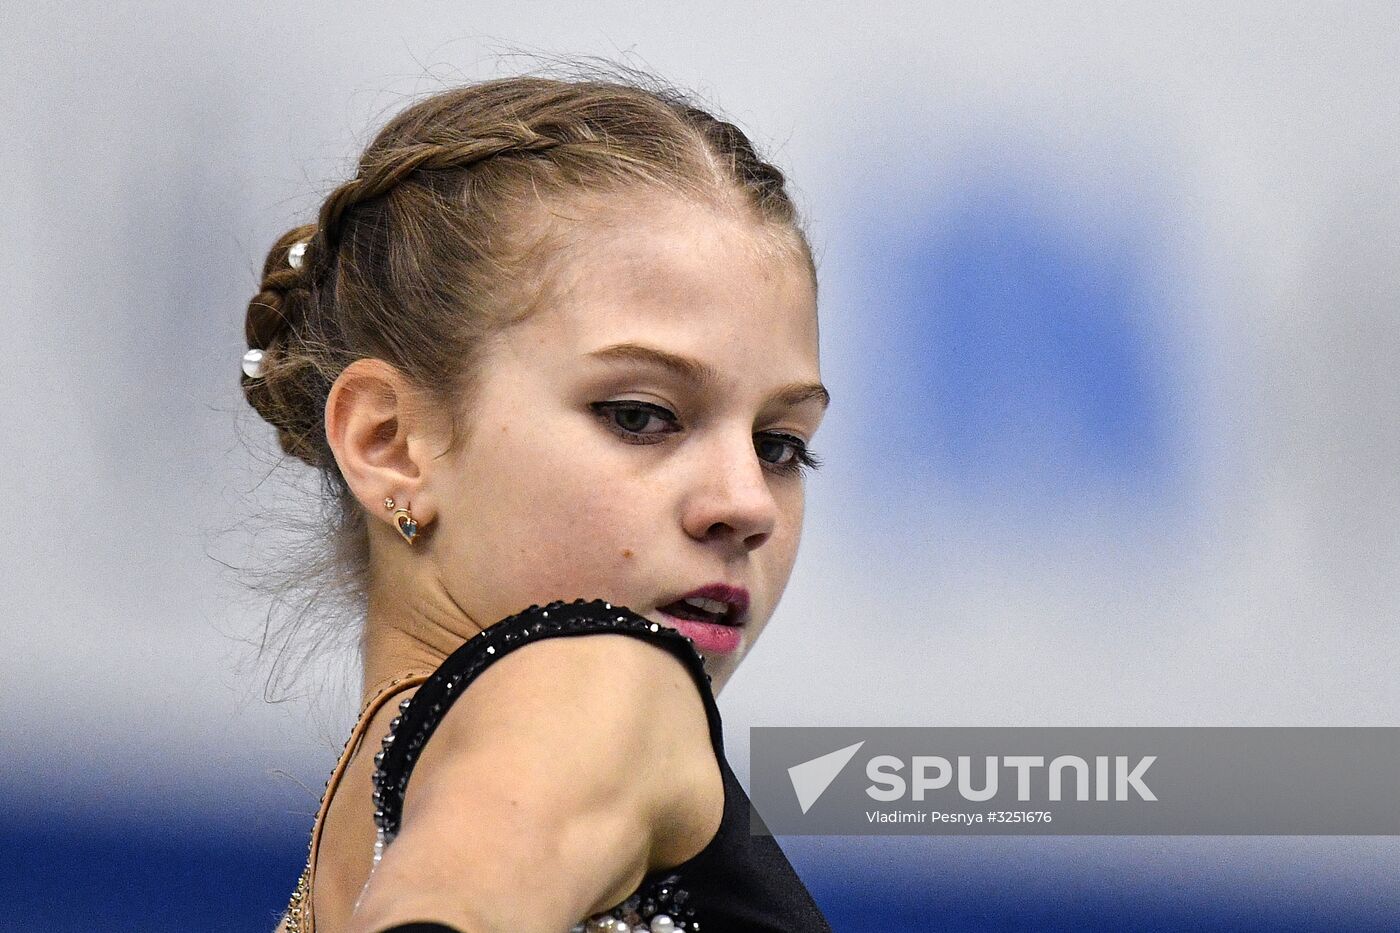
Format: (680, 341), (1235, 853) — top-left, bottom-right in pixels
(657, 583), (750, 627)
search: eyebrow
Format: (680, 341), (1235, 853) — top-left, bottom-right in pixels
(586, 342), (831, 411)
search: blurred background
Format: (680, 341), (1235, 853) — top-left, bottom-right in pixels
(4, 2), (1399, 930)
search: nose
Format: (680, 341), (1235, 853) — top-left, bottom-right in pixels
(681, 430), (779, 551)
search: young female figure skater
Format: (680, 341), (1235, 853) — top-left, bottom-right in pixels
(243, 72), (832, 933)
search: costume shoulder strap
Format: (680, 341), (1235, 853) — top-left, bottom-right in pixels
(290, 669), (433, 933)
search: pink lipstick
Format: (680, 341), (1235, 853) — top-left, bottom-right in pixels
(656, 583), (749, 655)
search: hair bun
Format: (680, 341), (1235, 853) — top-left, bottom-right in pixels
(246, 224), (317, 349)
(241, 223), (330, 468)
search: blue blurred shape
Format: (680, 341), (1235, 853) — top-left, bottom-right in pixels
(862, 170), (1178, 504)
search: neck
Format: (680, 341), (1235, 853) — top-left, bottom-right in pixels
(361, 585), (487, 708)
(359, 619), (446, 707)
(360, 557), (487, 708)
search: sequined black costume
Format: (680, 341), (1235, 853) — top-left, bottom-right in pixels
(368, 598), (833, 933)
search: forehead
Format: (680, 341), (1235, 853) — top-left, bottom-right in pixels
(520, 194), (819, 366)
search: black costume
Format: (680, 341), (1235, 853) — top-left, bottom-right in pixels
(371, 599), (832, 933)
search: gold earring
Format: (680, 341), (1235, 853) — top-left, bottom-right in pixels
(388, 498), (418, 545)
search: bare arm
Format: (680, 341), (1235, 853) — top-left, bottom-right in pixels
(345, 632), (724, 933)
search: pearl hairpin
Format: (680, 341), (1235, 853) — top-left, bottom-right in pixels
(241, 348), (265, 379)
(243, 239), (311, 380)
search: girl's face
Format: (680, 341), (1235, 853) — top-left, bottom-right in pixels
(424, 193), (827, 693)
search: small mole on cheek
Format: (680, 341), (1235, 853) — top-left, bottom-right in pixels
(621, 548), (634, 559)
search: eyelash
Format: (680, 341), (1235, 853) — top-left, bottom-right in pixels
(590, 401), (823, 478)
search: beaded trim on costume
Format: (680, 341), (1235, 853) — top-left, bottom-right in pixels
(281, 863), (309, 932)
(371, 598), (715, 932)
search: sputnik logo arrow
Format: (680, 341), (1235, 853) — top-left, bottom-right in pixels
(788, 740), (865, 813)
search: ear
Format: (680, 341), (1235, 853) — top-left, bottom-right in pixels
(324, 358), (443, 526)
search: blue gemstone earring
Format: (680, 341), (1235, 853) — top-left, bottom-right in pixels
(385, 496), (418, 545)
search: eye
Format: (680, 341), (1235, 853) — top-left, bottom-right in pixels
(592, 401), (824, 478)
(590, 400), (679, 442)
(755, 433), (824, 478)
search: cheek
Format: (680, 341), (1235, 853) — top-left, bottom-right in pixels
(451, 416), (656, 602)
(772, 487), (805, 566)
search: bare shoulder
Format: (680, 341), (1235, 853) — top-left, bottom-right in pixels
(346, 631), (724, 932)
(417, 631), (723, 861)
(437, 630), (716, 764)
